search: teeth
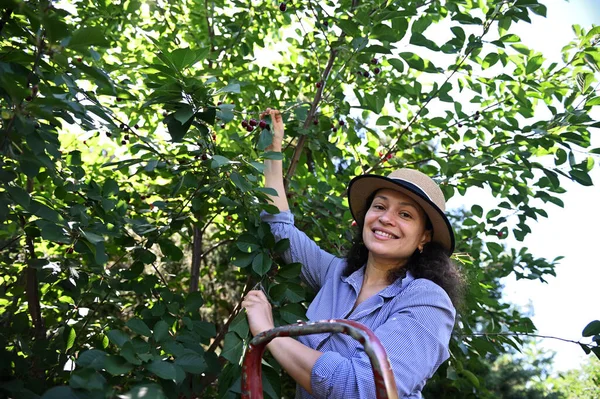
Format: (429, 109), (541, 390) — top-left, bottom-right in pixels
(374, 230), (396, 239)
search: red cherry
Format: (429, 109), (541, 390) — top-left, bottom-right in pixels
(371, 58), (378, 65)
(313, 119), (319, 125)
(316, 81), (323, 88)
(217, 101), (223, 105)
(339, 120), (345, 126)
(212, 134), (216, 140)
(373, 67), (381, 75)
(259, 120), (267, 129)
(386, 153), (393, 160)
(241, 120), (249, 128)
(221, 123), (226, 128)
(76, 57), (82, 62)
(363, 71), (370, 78)
(458, 123), (463, 128)
(249, 118), (258, 127)
(246, 125), (253, 132)
(279, 2), (287, 12)
(201, 153), (208, 160)
(498, 231), (504, 238)
(66, 247), (74, 254)
(25, 96), (32, 102)
(116, 97), (122, 102)
(351, 221), (358, 227)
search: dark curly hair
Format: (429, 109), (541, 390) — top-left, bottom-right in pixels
(345, 196), (466, 310)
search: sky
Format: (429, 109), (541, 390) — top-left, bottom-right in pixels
(446, 0), (600, 373)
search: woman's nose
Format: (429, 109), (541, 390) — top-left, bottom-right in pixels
(379, 211), (395, 225)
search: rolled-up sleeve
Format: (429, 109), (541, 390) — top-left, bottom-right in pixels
(309, 280), (455, 398)
(260, 210), (338, 291)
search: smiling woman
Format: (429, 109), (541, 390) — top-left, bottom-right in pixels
(241, 109), (466, 399)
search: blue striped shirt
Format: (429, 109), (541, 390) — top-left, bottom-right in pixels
(261, 210), (456, 399)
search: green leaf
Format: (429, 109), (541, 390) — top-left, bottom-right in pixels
(165, 113), (193, 142)
(232, 250), (257, 268)
(174, 352), (207, 374)
(262, 151), (283, 160)
(228, 311), (249, 338)
(569, 170), (593, 186)
(252, 251), (272, 276)
(221, 332), (244, 364)
(7, 186), (30, 209)
(81, 229), (104, 244)
(258, 129), (273, 151)
(273, 238), (290, 254)
(41, 386), (79, 399)
(216, 82), (241, 94)
(409, 32), (439, 51)
(231, 172), (252, 192)
(76, 349), (107, 370)
(68, 27), (111, 49)
(185, 291), (204, 313)
(525, 55), (543, 75)
(169, 48), (207, 70)
(388, 58), (405, 73)
(460, 369), (480, 387)
(36, 220), (70, 243)
(174, 104), (194, 125)
(103, 355), (133, 376)
(106, 329), (130, 347)
(153, 320), (170, 343)
(120, 384), (167, 399)
(211, 155), (231, 168)
(126, 318), (152, 337)
(120, 342), (142, 365)
(277, 262), (302, 279)
(470, 205), (483, 218)
(147, 360), (177, 381)
(586, 96), (600, 107)
(582, 320), (600, 337)
(65, 326), (76, 351)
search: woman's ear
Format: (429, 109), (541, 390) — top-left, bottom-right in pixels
(419, 229), (432, 248)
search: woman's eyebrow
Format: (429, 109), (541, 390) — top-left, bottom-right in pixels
(374, 195), (418, 210)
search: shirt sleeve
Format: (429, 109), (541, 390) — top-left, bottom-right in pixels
(260, 210), (338, 291)
(309, 280), (456, 398)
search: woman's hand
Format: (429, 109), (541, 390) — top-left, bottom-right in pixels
(242, 289), (275, 336)
(261, 108), (284, 152)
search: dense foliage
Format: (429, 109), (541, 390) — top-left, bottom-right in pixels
(1, 0), (599, 398)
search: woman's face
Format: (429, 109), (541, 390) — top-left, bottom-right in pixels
(362, 188), (432, 267)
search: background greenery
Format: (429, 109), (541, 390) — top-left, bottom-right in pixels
(1, 0), (599, 397)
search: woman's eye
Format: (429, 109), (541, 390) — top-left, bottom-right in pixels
(400, 211), (412, 218)
(373, 204), (384, 210)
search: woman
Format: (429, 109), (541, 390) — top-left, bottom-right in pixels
(242, 109), (464, 398)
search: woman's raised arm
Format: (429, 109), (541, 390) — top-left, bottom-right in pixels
(261, 108), (289, 212)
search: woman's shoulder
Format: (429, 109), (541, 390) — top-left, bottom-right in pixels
(401, 275), (454, 309)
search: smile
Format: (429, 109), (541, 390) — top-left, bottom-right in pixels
(373, 229), (399, 239)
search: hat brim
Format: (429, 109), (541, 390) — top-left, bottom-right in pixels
(348, 175), (455, 255)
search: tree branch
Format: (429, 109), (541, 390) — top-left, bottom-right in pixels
(190, 225), (202, 292)
(465, 332), (587, 347)
(284, 46), (339, 188)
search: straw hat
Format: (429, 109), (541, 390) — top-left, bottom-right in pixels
(348, 168), (455, 255)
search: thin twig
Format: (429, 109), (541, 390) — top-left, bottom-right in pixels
(465, 332), (587, 347)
